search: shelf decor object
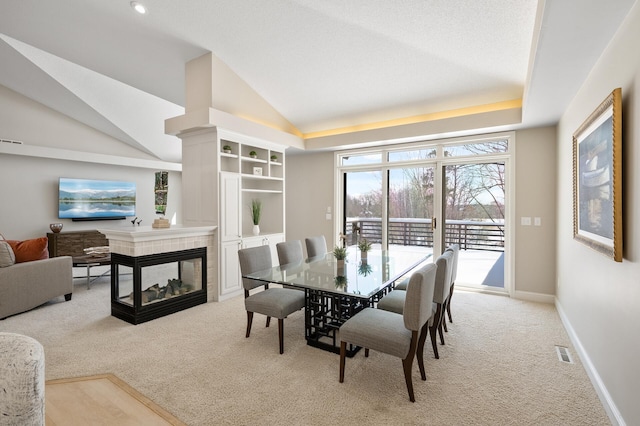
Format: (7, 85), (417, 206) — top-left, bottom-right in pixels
(572, 87), (622, 262)
(49, 223), (63, 233)
(154, 171), (168, 215)
(251, 199), (261, 235)
(223, 145), (232, 154)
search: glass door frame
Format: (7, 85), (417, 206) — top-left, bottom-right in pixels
(334, 131), (515, 297)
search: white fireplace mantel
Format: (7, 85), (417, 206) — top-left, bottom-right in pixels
(98, 225), (216, 245)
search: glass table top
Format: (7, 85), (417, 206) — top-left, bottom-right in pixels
(244, 247), (431, 299)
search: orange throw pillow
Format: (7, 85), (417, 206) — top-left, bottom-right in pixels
(7, 238), (49, 263)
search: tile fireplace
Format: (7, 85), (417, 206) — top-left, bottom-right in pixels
(98, 226), (216, 324)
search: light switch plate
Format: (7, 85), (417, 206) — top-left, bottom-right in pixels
(521, 217), (532, 226)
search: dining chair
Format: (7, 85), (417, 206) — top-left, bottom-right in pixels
(238, 245), (305, 354)
(377, 251), (453, 359)
(305, 235), (327, 258)
(444, 244), (460, 326)
(338, 262), (437, 402)
(276, 240), (304, 265)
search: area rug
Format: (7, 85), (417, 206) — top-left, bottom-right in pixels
(45, 373), (185, 426)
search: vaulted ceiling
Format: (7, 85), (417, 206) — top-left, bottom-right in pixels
(0, 0), (635, 162)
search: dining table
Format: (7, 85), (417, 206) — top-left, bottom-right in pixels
(243, 247), (432, 356)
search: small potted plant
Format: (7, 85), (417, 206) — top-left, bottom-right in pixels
(358, 261), (372, 277)
(358, 238), (372, 260)
(270, 154), (278, 162)
(251, 199), (261, 235)
(222, 145), (232, 154)
(333, 246), (347, 269)
(334, 274), (348, 290)
(249, 150), (258, 159)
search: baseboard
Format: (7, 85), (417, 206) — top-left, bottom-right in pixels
(512, 290), (555, 304)
(555, 298), (625, 426)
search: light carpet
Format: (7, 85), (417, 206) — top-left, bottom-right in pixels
(0, 276), (609, 425)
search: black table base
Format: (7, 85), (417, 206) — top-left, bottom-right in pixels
(304, 285), (393, 357)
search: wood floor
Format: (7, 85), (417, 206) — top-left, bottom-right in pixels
(45, 374), (186, 426)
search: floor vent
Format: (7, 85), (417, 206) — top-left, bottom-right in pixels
(1, 139), (24, 145)
(555, 345), (574, 364)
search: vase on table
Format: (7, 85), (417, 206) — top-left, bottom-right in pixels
(49, 223), (63, 233)
(252, 224), (260, 236)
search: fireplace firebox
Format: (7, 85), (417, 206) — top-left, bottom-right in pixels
(110, 247), (207, 324)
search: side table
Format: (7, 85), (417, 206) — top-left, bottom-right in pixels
(72, 254), (111, 289)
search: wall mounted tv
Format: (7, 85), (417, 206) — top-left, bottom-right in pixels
(58, 178), (136, 221)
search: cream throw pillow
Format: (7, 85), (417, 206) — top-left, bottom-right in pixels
(0, 241), (16, 267)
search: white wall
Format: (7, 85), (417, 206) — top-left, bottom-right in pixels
(556, 2), (640, 424)
(0, 85), (182, 241)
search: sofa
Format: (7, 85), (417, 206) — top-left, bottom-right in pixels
(0, 237), (73, 320)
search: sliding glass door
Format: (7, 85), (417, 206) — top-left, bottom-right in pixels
(337, 134), (512, 294)
(443, 161), (506, 289)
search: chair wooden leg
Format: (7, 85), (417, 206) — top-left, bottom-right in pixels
(278, 318), (284, 354)
(438, 319), (445, 345)
(266, 316), (271, 328)
(430, 324), (439, 359)
(447, 283), (455, 323)
(402, 330), (419, 402)
(364, 348), (369, 357)
(417, 324), (428, 380)
(339, 341), (347, 383)
(246, 311), (254, 338)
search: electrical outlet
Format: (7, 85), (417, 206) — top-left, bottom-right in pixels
(534, 217), (541, 226)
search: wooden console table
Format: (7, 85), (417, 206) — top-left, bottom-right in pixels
(48, 230), (110, 288)
(47, 230), (109, 257)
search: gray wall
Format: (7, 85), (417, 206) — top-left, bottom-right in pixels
(556, 2), (640, 423)
(0, 85), (182, 241)
(514, 126), (557, 296)
(285, 150), (335, 255)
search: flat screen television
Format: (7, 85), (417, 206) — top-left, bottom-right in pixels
(58, 177), (136, 221)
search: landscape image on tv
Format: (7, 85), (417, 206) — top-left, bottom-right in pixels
(59, 178), (136, 220)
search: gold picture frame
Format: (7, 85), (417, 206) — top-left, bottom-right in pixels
(572, 88), (622, 261)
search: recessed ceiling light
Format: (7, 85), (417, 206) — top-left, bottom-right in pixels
(130, 1), (147, 14)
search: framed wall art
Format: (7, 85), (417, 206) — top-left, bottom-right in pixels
(572, 88), (622, 261)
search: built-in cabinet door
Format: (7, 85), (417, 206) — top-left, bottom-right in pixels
(242, 233), (285, 267)
(220, 240), (243, 297)
(220, 172), (241, 242)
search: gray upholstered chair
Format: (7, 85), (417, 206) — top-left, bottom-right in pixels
(444, 244), (460, 325)
(305, 235), (327, 259)
(0, 332), (45, 425)
(276, 240), (306, 291)
(238, 245), (305, 354)
(276, 240), (304, 265)
(377, 251), (453, 359)
(338, 262), (437, 402)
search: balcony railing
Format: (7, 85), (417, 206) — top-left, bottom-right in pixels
(346, 218), (504, 252)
